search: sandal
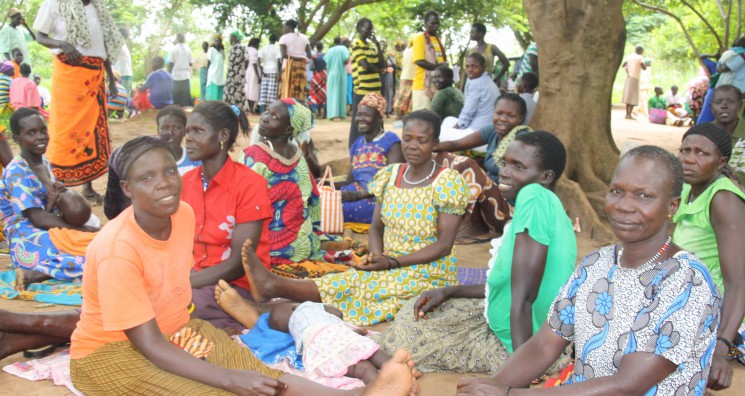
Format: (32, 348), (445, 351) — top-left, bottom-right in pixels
(83, 191), (103, 206)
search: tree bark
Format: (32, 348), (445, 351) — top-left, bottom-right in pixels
(523, 0), (625, 243)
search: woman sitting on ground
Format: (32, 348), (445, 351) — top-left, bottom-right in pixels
(338, 93), (403, 224)
(433, 93), (530, 240)
(179, 101), (276, 331)
(0, 108), (97, 285)
(429, 65), (463, 120)
(435, 93), (530, 183)
(374, 132), (575, 374)
(456, 146), (721, 395)
(65, 135), (419, 396)
(709, 84), (745, 184)
(243, 99), (346, 277)
(104, 105), (200, 220)
(234, 109), (469, 326)
(673, 123), (745, 390)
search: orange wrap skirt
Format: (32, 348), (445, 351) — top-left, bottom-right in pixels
(47, 54), (110, 186)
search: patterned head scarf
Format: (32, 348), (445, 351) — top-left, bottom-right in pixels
(58, 0), (124, 63)
(230, 30), (245, 41)
(280, 98), (313, 137)
(358, 93), (386, 120)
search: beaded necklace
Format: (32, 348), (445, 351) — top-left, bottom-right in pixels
(615, 235), (672, 269)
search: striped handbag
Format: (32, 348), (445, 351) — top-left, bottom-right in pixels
(317, 167), (344, 234)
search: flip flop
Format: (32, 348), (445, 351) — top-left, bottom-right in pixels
(23, 345), (56, 359)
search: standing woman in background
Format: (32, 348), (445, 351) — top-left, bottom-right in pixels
(244, 37), (261, 114)
(224, 31), (247, 111)
(278, 19), (311, 101)
(33, 0), (124, 201)
(205, 34), (225, 101)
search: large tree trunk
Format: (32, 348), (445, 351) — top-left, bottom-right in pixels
(523, 0), (625, 242)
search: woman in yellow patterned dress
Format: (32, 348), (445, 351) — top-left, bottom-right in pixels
(237, 109), (470, 326)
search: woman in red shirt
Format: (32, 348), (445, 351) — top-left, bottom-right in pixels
(180, 101), (274, 330)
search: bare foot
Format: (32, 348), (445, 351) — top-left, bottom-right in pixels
(214, 280), (260, 329)
(364, 349), (420, 396)
(240, 239), (275, 303)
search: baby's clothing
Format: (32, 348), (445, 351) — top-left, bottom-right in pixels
(288, 302), (380, 377)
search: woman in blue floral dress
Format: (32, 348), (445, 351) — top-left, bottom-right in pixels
(0, 108), (93, 283)
(339, 93), (403, 224)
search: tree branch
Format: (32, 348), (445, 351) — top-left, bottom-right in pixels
(631, 0), (702, 59)
(307, 0), (386, 42)
(681, 0), (723, 50)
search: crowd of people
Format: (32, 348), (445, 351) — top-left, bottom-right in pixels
(0, 3), (743, 396)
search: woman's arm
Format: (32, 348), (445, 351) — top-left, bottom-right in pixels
(125, 319), (286, 394)
(387, 211), (461, 267)
(415, 59), (440, 71)
(707, 191), (745, 390)
(387, 142), (404, 164)
(35, 32), (80, 63)
(368, 202), (384, 254)
(492, 45), (510, 82)
(280, 44), (288, 59)
(433, 131), (487, 153)
(456, 325), (677, 396)
(189, 221), (262, 289)
(24, 208), (95, 232)
(104, 60), (118, 99)
(509, 232), (549, 350)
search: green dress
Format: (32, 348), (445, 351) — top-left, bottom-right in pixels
(313, 164), (469, 326)
(673, 178), (745, 303)
(485, 183), (577, 353)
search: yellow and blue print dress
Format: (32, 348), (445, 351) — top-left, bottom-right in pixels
(313, 163), (469, 326)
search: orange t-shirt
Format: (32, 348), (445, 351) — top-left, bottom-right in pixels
(70, 203), (195, 359)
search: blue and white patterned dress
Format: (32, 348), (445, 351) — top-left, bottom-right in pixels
(549, 247), (720, 395)
(0, 156), (85, 280)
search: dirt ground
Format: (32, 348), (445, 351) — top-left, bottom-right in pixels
(1, 106), (743, 395)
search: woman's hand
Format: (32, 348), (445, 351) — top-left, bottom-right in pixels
(708, 344), (733, 390)
(350, 252), (389, 271)
(224, 371), (287, 396)
(59, 42), (82, 64)
(413, 288), (451, 320)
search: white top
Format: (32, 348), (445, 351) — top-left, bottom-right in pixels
(38, 85), (51, 107)
(258, 43), (281, 74)
(113, 43), (132, 76)
(170, 43), (193, 81)
(624, 52), (644, 79)
(207, 46), (225, 85)
(34, 0), (107, 59)
(400, 46), (415, 80)
(664, 91), (684, 106)
(279, 32), (309, 60)
(288, 302), (344, 354)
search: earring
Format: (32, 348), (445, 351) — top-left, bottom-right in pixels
(220, 141), (224, 151)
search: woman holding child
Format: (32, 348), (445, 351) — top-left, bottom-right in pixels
(375, 132), (575, 374)
(0, 108), (96, 284)
(673, 123), (745, 390)
(235, 109), (469, 326)
(457, 146), (720, 395)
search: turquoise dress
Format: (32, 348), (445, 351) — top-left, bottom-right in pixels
(0, 156), (85, 280)
(324, 45), (350, 119)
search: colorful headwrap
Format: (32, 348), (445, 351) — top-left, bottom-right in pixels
(0, 60), (14, 74)
(230, 30), (245, 41)
(358, 93), (386, 119)
(280, 98), (313, 137)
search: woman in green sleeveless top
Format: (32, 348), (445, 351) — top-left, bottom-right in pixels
(673, 123), (745, 390)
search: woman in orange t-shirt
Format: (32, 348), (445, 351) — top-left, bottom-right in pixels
(1, 136), (420, 396)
